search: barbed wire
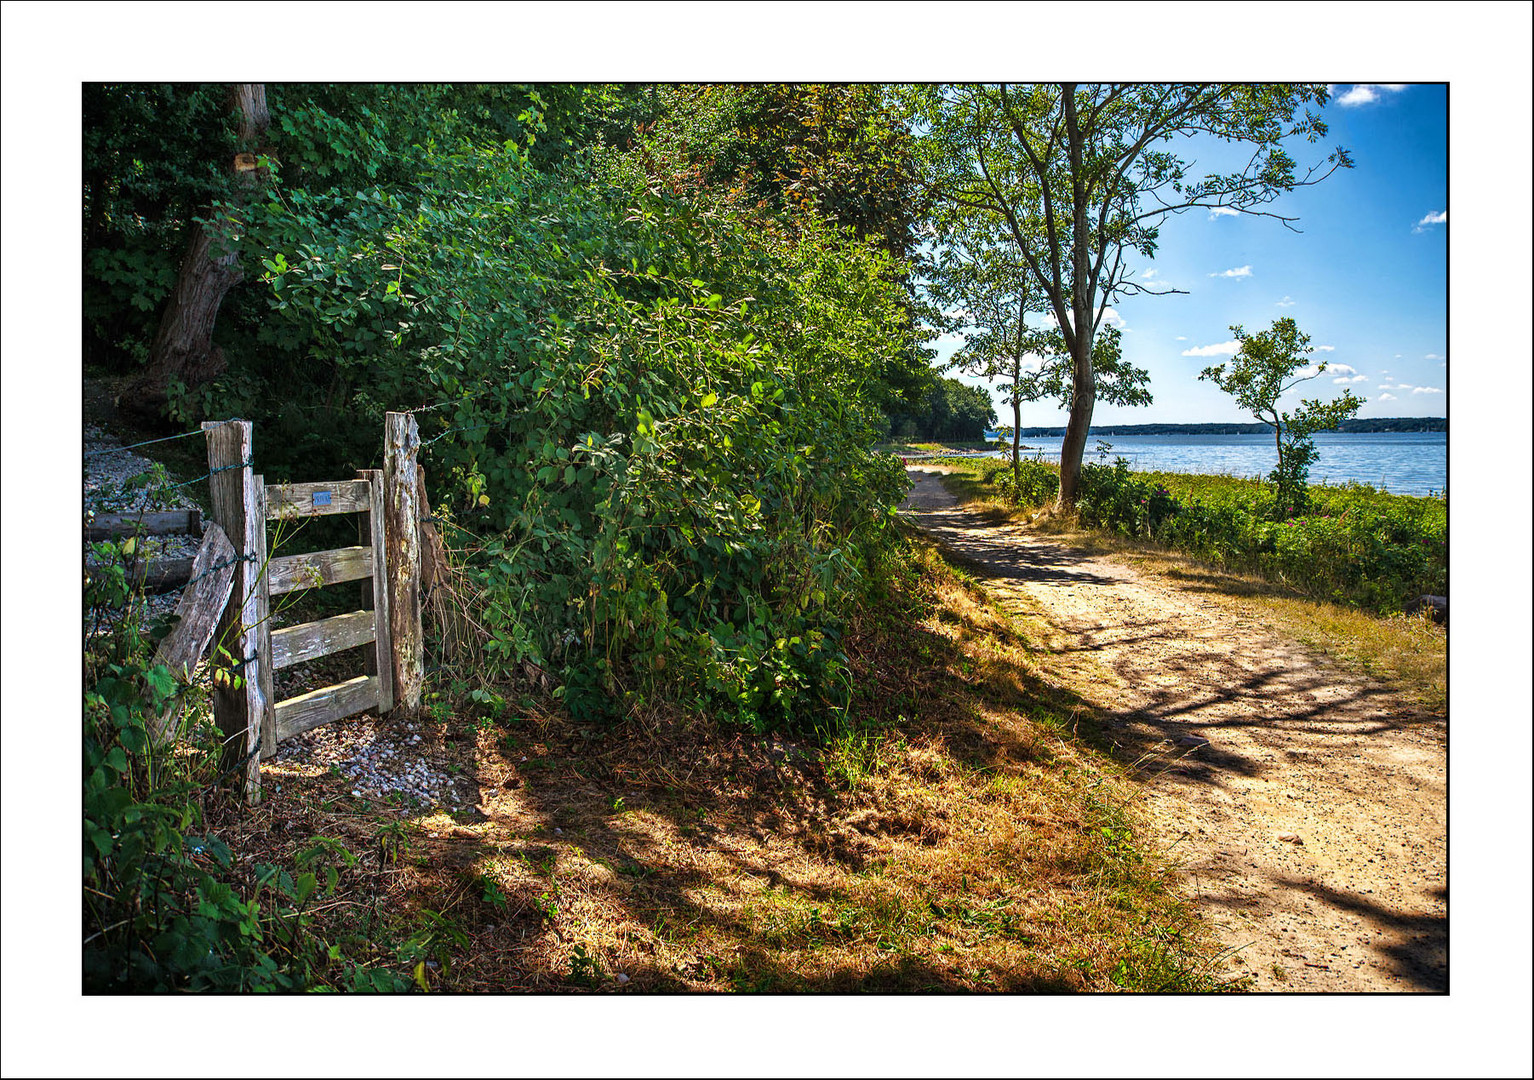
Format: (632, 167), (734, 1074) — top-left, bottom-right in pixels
(420, 419), (497, 448)
(83, 419), (245, 459)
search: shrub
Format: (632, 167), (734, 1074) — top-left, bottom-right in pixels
(1004, 459), (1445, 613)
(238, 126), (914, 732)
(995, 457), (1060, 507)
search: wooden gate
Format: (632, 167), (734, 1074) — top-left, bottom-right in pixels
(262, 471), (394, 751)
(201, 413), (424, 802)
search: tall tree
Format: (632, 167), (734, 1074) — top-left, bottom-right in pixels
(911, 83), (1351, 507)
(925, 237), (1052, 481)
(121, 85), (271, 416)
(926, 231), (1151, 487)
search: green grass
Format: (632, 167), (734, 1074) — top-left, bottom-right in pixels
(930, 456), (1447, 615)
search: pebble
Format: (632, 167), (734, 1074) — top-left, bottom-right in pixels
(272, 716), (476, 810)
(83, 422), (204, 629)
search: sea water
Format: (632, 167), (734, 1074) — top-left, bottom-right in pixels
(978, 431), (1447, 497)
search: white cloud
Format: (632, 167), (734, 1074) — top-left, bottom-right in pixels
(1333, 375), (1368, 384)
(1207, 206), (1240, 220)
(1413, 210), (1447, 233)
(1378, 392), (1397, 401)
(1142, 269), (1158, 279)
(1174, 335), (1188, 341)
(1327, 363), (1357, 375)
(1380, 381), (1412, 391)
(1411, 386), (1444, 395)
(1424, 353), (1443, 360)
(1181, 340), (1240, 357)
(1336, 84), (1408, 107)
(1275, 295), (1295, 307)
(1209, 265), (1253, 279)
(1315, 345), (1336, 352)
(1101, 307), (1127, 329)
(1336, 85), (1379, 106)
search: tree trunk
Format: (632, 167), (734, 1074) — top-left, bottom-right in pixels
(1058, 340), (1096, 508)
(1056, 86), (1097, 511)
(1011, 392), (1022, 484)
(121, 84), (269, 419)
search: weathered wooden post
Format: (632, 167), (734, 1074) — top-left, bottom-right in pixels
(252, 476), (276, 760)
(383, 412), (423, 713)
(147, 521), (237, 746)
(201, 420), (268, 803)
(358, 467), (395, 714)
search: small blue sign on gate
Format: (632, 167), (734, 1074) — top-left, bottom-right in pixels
(313, 490), (332, 508)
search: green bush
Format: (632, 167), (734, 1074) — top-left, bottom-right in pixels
(995, 457), (1060, 506)
(241, 121), (912, 731)
(980, 457), (1446, 613)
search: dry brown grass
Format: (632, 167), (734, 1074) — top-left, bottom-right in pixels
(217, 538), (1235, 993)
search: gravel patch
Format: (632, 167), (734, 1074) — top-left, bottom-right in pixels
(270, 713), (480, 812)
(84, 421), (204, 626)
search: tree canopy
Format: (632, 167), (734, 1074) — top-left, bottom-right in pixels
(907, 83), (1352, 507)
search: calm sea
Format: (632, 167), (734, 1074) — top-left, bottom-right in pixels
(979, 431), (1447, 497)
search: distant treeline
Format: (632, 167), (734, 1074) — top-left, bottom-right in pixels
(1007, 417), (1446, 437)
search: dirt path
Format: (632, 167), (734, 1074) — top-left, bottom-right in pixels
(901, 468), (1447, 991)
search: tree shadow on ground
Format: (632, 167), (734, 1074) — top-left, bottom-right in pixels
(1227, 876), (1447, 992)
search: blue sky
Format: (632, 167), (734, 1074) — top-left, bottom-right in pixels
(935, 84), (1449, 427)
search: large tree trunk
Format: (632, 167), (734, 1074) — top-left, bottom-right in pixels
(1057, 340), (1096, 507)
(1056, 86), (1097, 511)
(121, 85), (269, 419)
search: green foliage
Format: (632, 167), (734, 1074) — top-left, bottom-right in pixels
(1199, 318), (1364, 515)
(887, 377), (997, 442)
(83, 83), (238, 370)
(625, 84), (938, 418)
(86, 84), (925, 731)
(1070, 463), (1445, 612)
(995, 456), (1061, 506)
(229, 88), (914, 731)
(83, 531), (406, 992)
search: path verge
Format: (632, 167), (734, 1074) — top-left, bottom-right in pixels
(901, 466), (1447, 991)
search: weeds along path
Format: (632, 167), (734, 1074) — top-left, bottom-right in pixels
(900, 467), (1446, 992)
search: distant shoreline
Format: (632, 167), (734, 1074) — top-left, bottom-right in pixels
(1000, 418), (1446, 437)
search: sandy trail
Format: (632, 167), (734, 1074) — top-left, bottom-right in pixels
(901, 467), (1446, 991)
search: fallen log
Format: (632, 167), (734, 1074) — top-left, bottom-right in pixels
(85, 509), (202, 540)
(84, 556), (197, 594)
